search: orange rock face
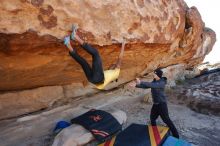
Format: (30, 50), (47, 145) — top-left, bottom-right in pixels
(0, 0), (187, 44)
(0, 0), (216, 119)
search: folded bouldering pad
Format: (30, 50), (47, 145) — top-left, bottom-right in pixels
(71, 109), (122, 142)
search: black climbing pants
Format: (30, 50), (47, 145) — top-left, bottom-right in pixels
(150, 102), (179, 138)
(69, 43), (104, 84)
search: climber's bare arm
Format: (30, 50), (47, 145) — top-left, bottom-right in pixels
(108, 41), (126, 70)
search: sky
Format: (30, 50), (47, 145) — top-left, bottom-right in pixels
(184, 0), (220, 64)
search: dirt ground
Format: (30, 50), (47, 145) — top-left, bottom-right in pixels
(86, 89), (220, 146)
(0, 87), (220, 146)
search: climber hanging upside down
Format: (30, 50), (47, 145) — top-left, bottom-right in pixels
(64, 25), (125, 90)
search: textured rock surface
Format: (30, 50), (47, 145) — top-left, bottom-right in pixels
(0, 0), (216, 91)
(0, 0), (216, 119)
(170, 71), (220, 116)
(0, 86), (64, 120)
(0, 0), (187, 43)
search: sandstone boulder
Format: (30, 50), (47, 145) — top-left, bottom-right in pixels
(0, 86), (64, 119)
(0, 0), (216, 91)
(0, 0), (216, 119)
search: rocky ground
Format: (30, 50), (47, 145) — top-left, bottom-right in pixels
(169, 70), (220, 116)
(0, 71), (220, 146)
(86, 92), (220, 146)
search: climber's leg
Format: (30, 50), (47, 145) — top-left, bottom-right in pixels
(64, 36), (93, 82)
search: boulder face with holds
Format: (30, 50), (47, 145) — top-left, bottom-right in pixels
(0, 0), (216, 119)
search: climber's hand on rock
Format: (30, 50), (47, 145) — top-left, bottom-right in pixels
(122, 39), (126, 46)
(129, 81), (137, 87)
(122, 38), (126, 43)
(135, 78), (141, 85)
